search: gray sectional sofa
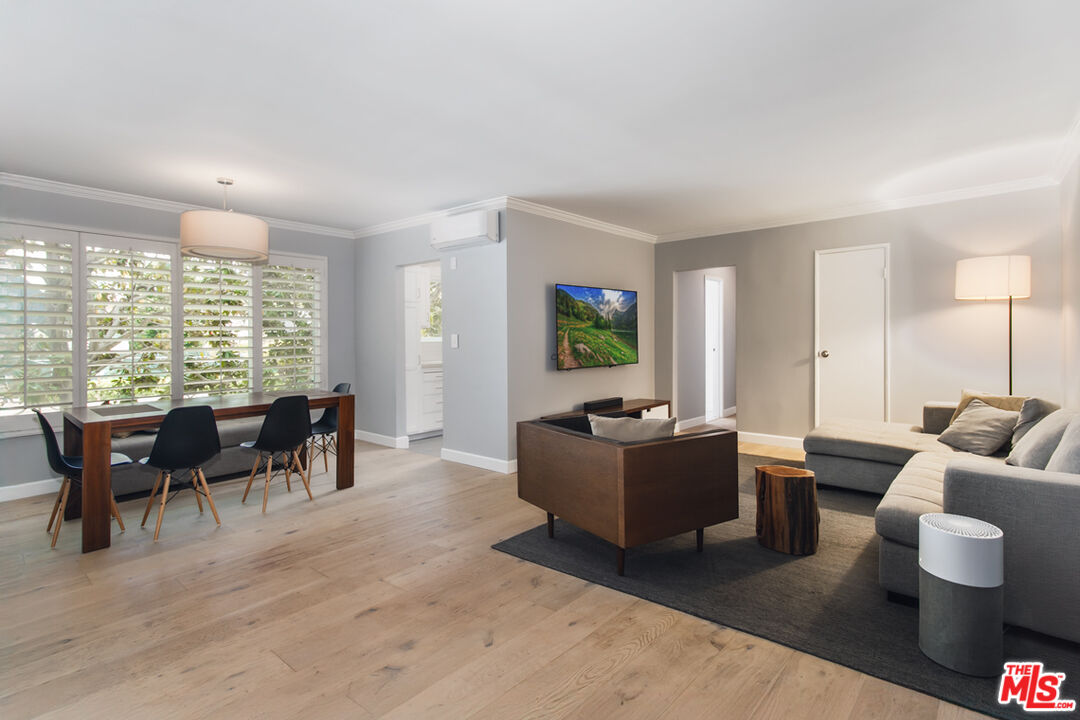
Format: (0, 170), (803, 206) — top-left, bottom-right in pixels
(804, 402), (1080, 644)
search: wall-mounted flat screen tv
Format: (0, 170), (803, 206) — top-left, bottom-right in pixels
(556, 284), (638, 369)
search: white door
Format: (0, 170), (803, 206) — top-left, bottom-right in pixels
(815, 245), (889, 425)
(704, 277), (723, 422)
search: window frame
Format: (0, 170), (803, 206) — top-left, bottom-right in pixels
(0, 222), (329, 438)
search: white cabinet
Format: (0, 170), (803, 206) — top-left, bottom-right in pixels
(419, 367), (443, 431)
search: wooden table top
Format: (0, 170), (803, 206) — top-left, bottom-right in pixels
(63, 389), (351, 430)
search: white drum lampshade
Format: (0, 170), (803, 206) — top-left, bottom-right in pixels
(180, 209), (269, 262)
(955, 255), (1030, 300)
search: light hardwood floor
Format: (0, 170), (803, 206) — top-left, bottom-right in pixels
(0, 441), (988, 719)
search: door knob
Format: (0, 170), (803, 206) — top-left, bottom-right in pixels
(819, 350), (830, 358)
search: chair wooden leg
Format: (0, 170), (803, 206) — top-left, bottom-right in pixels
(153, 473), (171, 542)
(294, 450), (313, 501)
(322, 436), (329, 473)
(50, 478), (71, 548)
(283, 452), (292, 492)
(111, 494), (125, 533)
(191, 470), (204, 513)
(242, 454), (260, 503)
(196, 469), (221, 526)
(142, 471), (162, 526)
(47, 478), (66, 533)
(262, 457), (272, 513)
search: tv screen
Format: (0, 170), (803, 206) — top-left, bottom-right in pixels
(555, 284), (638, 369)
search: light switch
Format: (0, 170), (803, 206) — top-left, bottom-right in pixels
(450, 256), (458, 270)
(450, 333), (459, 349)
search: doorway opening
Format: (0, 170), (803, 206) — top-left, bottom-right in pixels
(673, 267), (736, 432)
(403, 260), (443, 453)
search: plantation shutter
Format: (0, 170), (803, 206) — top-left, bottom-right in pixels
(183, 257), (254, 396)
(261, 261), (323, 391)
(0, 226), (75, 411)
(85, 241), (172, 403)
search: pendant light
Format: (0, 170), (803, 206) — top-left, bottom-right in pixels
(180, 178), (269, 262)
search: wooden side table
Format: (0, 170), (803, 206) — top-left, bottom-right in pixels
(755, 465), (819, 555)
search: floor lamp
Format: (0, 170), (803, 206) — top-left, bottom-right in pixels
(955, 255), (1031, 395)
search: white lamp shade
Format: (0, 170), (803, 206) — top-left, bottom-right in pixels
(180, 209), (269, 262)
(955, 255), (1031, 300)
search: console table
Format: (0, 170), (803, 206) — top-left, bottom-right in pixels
(62, 389), (354, 553)
(540, 398), (671, 421)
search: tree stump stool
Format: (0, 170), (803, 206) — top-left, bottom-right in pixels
(755, 465), (819, 555)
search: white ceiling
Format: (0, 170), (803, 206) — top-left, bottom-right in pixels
(2, 0), (1079, 239)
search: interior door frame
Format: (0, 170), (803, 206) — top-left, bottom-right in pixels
(813, 243), (891, 427)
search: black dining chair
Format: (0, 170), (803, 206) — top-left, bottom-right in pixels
(309, 382), (351, 474)
(139, 406), (222, 541)
(33, 409), (131, 548)
(241, 395), (313, 512)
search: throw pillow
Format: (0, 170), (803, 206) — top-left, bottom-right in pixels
(1011, 397), (1061, 447)
(949, 389), (1026, 425)
(937, 399), (1019, 455)
(1045, 416), (1080, 474)
(1006, 408), (1078, 469)
(588, 413), (676, 443)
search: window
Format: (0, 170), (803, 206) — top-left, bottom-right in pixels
(183, 257), (254, 397)
(0, 227), (74, 411)
(420, 276), (442, 339)
(0, 224), (328, 420)
(261, 260), (323, 391)
(84, 241), (172, 403)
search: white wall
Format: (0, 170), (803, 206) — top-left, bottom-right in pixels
(655, 186), (1066, 439)
(1062, 156), (1080, 408)
(505, 209), (654, 456)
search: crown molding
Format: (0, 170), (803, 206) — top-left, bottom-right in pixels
(1053, 111), (1080, 182)
(354, 195), (659, 243)
(0, 173), (356, 239)
(656, 175), (1059, 243)
(503, 197), (658, 243)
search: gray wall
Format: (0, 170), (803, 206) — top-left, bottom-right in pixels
(355, 220), (510, 461)
(675, 266), (736, 422)
(505, 209), (655, 456)
(0, 185), (356, 487)
(655, 186), (1066, 439)
(1063, 156), (1080, 409)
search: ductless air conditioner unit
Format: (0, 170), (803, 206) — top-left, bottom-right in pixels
(430, 209), (500, 250)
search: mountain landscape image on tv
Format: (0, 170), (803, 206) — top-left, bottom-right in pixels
(556, 284), (638, 369)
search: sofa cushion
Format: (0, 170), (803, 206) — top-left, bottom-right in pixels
(937, 399), (1019, 455)
(803, 419), (950, 466)
(1045, 416), (1080, 474)
(1012, 397), (1060, 447)
(949, 389), (1026, 424)
(588, 413), (675, 443)
(1007, 409), (1077, 469)
(874, 452), (950, 547)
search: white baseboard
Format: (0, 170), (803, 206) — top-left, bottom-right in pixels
(737, 431), (804, 450)
(723, 405), (737, 418)
(675, 415), (706, 432)
(354, 430), (409, 449)
(440, 448), (517, 475)
(0, 477), (61, 503)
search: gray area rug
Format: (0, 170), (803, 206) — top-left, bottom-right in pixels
(493, 454), (1079, 719)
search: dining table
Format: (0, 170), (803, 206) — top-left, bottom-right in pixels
(62, 389), (355, 553)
